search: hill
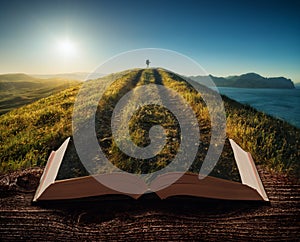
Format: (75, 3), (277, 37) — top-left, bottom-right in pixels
(33, 72), (104, 81)
(0, 73), (80, 114)
(191, 72), (295, 89)
(0, 68), (299, 178)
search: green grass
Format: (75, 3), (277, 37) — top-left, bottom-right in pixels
(0, 68), (299, 179)
(0, 73), (80, 114)
(159, 69), (299, 176)
(225, 97), (300, 174)
(0, 85), (80, 172)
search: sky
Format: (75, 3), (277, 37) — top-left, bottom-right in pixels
(0, 0), (299, 82)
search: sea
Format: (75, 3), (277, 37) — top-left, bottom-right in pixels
(214, 87), (300, 129)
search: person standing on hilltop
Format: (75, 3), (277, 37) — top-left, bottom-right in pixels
(146, 59), (150, 68)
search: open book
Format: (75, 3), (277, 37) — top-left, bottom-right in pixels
(33, 138), (269, 202)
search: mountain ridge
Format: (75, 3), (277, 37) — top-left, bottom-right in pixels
(190, 72), (295, 89)
(32, 72), (104, 81)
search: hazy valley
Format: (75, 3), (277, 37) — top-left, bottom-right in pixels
(0, 73), (79, 114)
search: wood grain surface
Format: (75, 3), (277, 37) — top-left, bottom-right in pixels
(0, 168), (299, 241)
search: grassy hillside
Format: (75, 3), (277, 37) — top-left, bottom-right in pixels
(0, 73), (80, 114)
(0, 69), (299, 178)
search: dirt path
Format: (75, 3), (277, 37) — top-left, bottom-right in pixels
(0, 167), (299, 241)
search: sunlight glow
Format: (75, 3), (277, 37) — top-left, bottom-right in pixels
(56, 38), (77, 57)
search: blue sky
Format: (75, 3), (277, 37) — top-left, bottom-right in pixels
(0, 0), (299, 82)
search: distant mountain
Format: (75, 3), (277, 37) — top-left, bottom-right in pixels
(33, 72), (104, 81)
(190, 73), (295, 89)
(0, 73), (79, 114)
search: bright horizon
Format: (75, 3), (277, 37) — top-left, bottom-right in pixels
(1, 70), (297, 83)
(0, 0), (299, 82)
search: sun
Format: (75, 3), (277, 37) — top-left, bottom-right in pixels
(56, 38), (76, 57)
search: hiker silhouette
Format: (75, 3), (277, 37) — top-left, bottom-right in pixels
(146, 59), (150, 68)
